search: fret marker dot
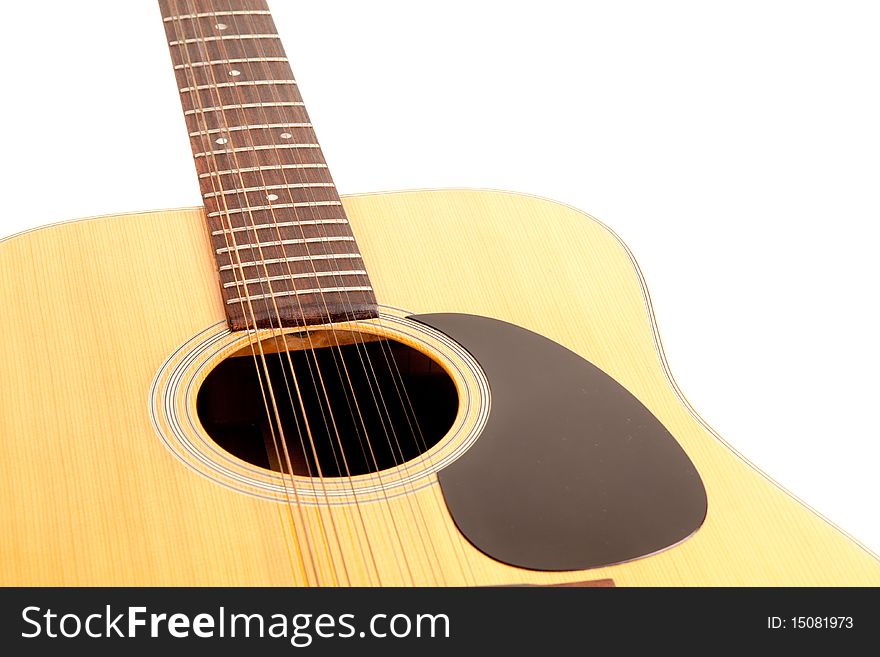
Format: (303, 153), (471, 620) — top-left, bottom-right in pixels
(280, 132), (293, 139)
(215, 137), (228, 145)
(229, 69), (241, 76)
(215, 23), (227, 30)
(266, 194), (279, 201)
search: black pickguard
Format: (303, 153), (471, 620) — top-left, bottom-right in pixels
(412, 313), (707, 572)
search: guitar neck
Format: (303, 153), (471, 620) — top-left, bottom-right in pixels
(159, 0), (377, 331)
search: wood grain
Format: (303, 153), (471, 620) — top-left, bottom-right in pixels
(1, 189), (878, 585)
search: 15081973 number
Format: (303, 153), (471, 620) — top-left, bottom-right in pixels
(767, 617), (854, 629)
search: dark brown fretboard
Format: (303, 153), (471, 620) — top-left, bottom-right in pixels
(159, 0), (378, 331)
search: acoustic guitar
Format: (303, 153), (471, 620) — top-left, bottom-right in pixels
(1, 0), (878, 587)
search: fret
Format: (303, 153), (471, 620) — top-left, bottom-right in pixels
(175, 62), (302, 94)
(169, 34), (281, 47)
(179, 80), (298, 93)
(210, 204), (348, 226)
(180, 86), (302, 112)
(203, 183), (335, 198)
(226, 286), (374, 306)
(190, 123), (312, 137)
(172, 40), (287, 65)
(222, 270), (368, 289)
(174, 57), (289, 70)
(194, 130), (321, 153)
(184, 107), (312, 133)
(219, 254), (364, 272)
(194, 143), (321, 158)
(183, 102), (304, 116)
(211, 219), (348, 236)
(202, 186), (339, 207)
(207, 201), (342, 218)
(163, 10), (272, 22)
(198, 163), (328, 179)
(216, 236), (356, 255)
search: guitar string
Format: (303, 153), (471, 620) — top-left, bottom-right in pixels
(165, 0), (316, 585)
(183, 2), (352, 588)
(215, 7), (428, 587)
(186, 4), (363, 588)
(168, 0), (329, 587)
(260, 4), (477, 586)
(235, 6), (432, 585)
(203, 6), (385, 586)
(180, 0), (354, 586)
(241, 7), (453, 584)
(193, 0), (433, 586)
(363, 315), (480, 586)
(174, 0), (364, 587)
(233, 6), (429, 585)
(171, 0), (462, 586)
(168, 0), (330, 586)
(244, 8), (474, 584)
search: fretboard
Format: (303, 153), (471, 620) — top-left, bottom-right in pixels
(158, 0), (378, 331)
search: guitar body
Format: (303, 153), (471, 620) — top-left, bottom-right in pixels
(2, 188), (877, 586)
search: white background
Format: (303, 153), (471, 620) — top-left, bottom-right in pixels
(1, 1), (878, 554)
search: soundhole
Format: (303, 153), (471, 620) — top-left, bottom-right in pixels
(196, 332), (459, 477)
